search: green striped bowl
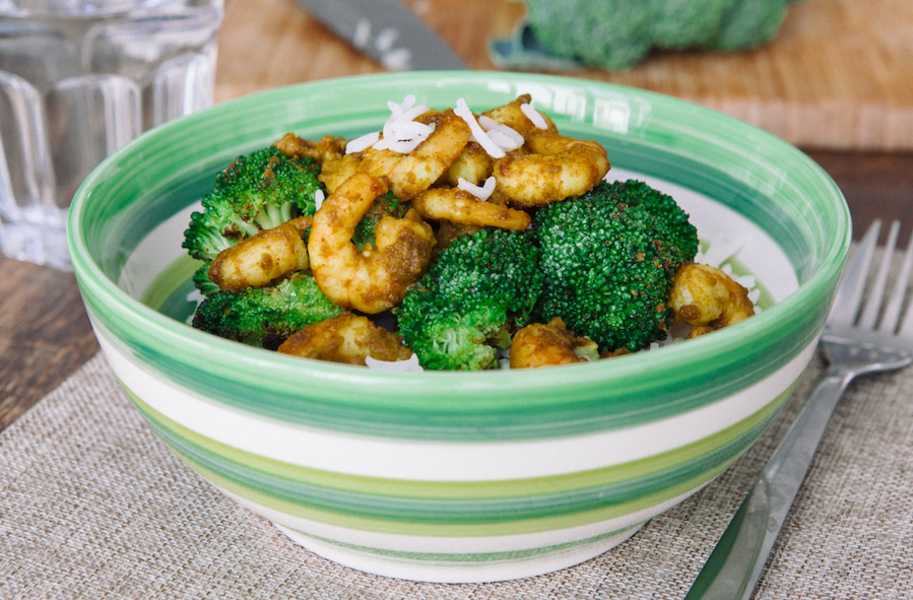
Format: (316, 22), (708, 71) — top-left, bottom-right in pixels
(67, 72), (850, 583)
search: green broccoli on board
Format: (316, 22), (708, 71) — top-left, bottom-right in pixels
(192, 273), (341, 349)
(651, 0), (735, 48)
(535, 180), (697, 353)
(526, 1), (654, 70)
(524, 0), (794, 70)
(712, 0), (793, 50)
(396, 229), (543, 370)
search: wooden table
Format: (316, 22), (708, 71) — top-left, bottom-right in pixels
(1, 0), (911, 430)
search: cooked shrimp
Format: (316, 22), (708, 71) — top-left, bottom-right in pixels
(493, 132), (610, 207)
(413, 188), (531, 231)
(443, 142), (492, 186)
(359, 147), (405, 178)
(278, 313), (412, 365)
(669, 263), (755, 337)
(319, 145), (414, 194)
(319, 152), (362, 193)
(483, 94), (557, 138)
(321, 111), (469, 197)
(431, 190), (515, 251)
(308, 173), (435, 313)
(320, 146), (404, 194)
(209, 216), (310, 292)
(388, 110), (471, 199)
(434, 221), (479, 252)
(510, 318), (598, 369)
(275, 132), (346, 164)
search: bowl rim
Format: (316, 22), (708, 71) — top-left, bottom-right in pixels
(67, 70), (851, 393)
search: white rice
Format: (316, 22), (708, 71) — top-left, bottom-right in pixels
(345, 131), (380, 154)
(365, 353), (424, 372)
(454, 98), (506, 159)
(520, 102), (548, 129)
(347, 95), (434, 155)
(388, 94), (415, 115)
(374, 117), (435, 153)
(457, 176), (496, 201)
(396, 103), (429, 123)
(478, 115), (524, 151)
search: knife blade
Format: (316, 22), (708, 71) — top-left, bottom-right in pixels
(295, 0), (466, 70)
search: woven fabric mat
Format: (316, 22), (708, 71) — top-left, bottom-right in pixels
(1, 352), (911, 599)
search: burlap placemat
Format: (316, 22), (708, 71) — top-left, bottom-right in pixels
(1, 351), (911, 599)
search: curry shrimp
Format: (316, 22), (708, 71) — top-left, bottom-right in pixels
(482, 94), (557, 138)
(308, 173), (435, 314)
(387, 110), (471, 199)
(413, 188), (530, 231)
(209, 216), (311, 292)
(510, 318), (598, 369)
(493, 132), (610, 207)
(278, 312), (411, 365)
(275, 132), (346, 164)
(669, 263), (755, 337)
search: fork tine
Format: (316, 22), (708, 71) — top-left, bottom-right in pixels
(879, 230), (913, 334)
(829, 221), (881, 326)
(860, 221), (900, 329)
(895, 236), (913, 339)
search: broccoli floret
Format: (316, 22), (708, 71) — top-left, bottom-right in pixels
(526, 1), (654, 70)
(192, 263), (220, 296)
(652, 0), (736, 48)
(524, 0), (793, 69)
(182, 145), (321, 262)
(352, 191), (406, 251)
(535, 180), (697, 353)
(710, 0), (790, 50)
(192, 273), (341, 349)
(608, 179), (698, 269)
(396, 229), (542, 370)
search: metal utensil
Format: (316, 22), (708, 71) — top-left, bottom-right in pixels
(295, 0), (466, 70)
(686, 220), (913, 599)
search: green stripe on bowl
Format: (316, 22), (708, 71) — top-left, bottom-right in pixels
(129, 382), (790, 500)
(128, 381), (791, 527)
(180, 453), (736, 536)
(284, 524), (639, 563)
(89, 291), (816, 441)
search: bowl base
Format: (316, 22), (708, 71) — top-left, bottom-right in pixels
(275, 523), (642, 583)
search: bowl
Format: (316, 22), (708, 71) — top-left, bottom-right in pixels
(67, 72), (850, 583)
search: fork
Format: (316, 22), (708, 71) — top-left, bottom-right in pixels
(685, 220), (913, 600)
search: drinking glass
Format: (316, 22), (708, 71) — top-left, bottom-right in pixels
(0, 0), (223, 269)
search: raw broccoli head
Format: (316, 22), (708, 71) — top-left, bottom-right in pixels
(711, 0), (790, 50)
(525, 0), (792, 69)
(352, 191), (407, 251)
(526, 1), (653, 70)
(651, 0), (737, 48)
(535, 180), (697, 353)
(182, 145), (321, 262)
(192, 273), (341, 349)
(396, 228), (542, 370)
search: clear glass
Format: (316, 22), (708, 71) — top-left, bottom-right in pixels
(0, 0), (222, 269)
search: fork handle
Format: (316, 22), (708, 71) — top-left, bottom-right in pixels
(685, 366), (853, 600)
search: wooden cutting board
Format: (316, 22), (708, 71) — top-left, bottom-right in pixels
(215, 0), (913, 151)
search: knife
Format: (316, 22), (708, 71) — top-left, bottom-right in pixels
(295, 0), (466, 70)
